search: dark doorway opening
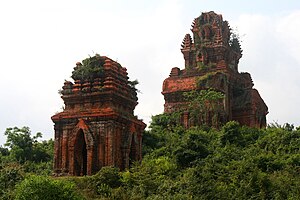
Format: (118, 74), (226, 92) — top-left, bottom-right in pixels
(129, 135), (136, 166)
(74, 129), (87, 176)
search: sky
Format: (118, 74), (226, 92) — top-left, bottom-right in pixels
(0, 0), (300, 145)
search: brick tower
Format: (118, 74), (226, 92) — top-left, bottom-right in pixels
(52, 54), (146, 176)
(162, 11), (268, 128)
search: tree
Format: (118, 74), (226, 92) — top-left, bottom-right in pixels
(220, 121), (241, 146)
(4, 127), (51, 163)
(174, 128), (210, 168)
(184, 88), (224, 127)
(0, 146), (9, 156)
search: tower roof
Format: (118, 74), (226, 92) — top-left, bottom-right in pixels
(52, 54), (140, 122)
(181, 11), (242, 71)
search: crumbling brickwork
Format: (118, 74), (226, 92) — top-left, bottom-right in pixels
(52, 55), (145, 176)
(162, 11), (268, 128)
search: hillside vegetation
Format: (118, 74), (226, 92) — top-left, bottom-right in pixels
(0, 117), (299, 199)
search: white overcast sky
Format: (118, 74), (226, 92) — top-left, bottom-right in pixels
(0, 0), (300, 144)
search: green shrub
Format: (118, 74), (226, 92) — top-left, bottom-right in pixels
(15, 175), (83, 200)
(0, 164), (24, 199)
(92, 166), (121, 189)
(71, 54), (105, 81)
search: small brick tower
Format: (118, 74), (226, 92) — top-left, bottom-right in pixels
(52, 54), (146, 176)
(162, 11), (268, 128)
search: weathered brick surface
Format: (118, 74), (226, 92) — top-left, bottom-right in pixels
(52, 56), (145, 176)
(162, 11), (268, 128)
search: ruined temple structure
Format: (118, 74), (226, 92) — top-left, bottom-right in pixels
(51, 55), (146, 176)
(162, 11), (268, 128)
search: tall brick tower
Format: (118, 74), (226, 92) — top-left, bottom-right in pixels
(162, 11), (268, 128)
(52, 54), (145, 176)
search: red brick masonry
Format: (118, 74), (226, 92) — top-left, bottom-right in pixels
(162, 11), (268, 128)
(52, 57), (145, 176)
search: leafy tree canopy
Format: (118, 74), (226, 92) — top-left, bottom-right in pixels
(1, 120), (299, 200)
(4, 127), (52, 164)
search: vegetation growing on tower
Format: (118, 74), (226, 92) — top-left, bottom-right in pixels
(71, 54), (105, 81)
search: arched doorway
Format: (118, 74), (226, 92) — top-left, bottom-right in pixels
(74, 129), (87, 176)
(129, 135), (137, 165)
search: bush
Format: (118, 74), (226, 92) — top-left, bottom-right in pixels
(89, 166), (122, 197)
(71, 54), (105, 81)
(220, 121), (242, 145)
(0, 164), (24, 199)
(92, 166), (121, 189)
(15, 175), (83, 200)
(174, 128), (210, 168)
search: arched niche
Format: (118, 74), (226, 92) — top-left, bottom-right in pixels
(73, 129), (87, 176)
(70, 119), (96, 176)
(129, 133), (137, 165)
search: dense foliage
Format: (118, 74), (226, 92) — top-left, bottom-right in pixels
(15, 175), (83, 200)
(184, 89), (225, 127)
(0, 127), (54, 199)
(136, 117), (300, 200)
(1, 120), (299, 199)
(71, 54), (105, 81)
(4, 127), (52, 164)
